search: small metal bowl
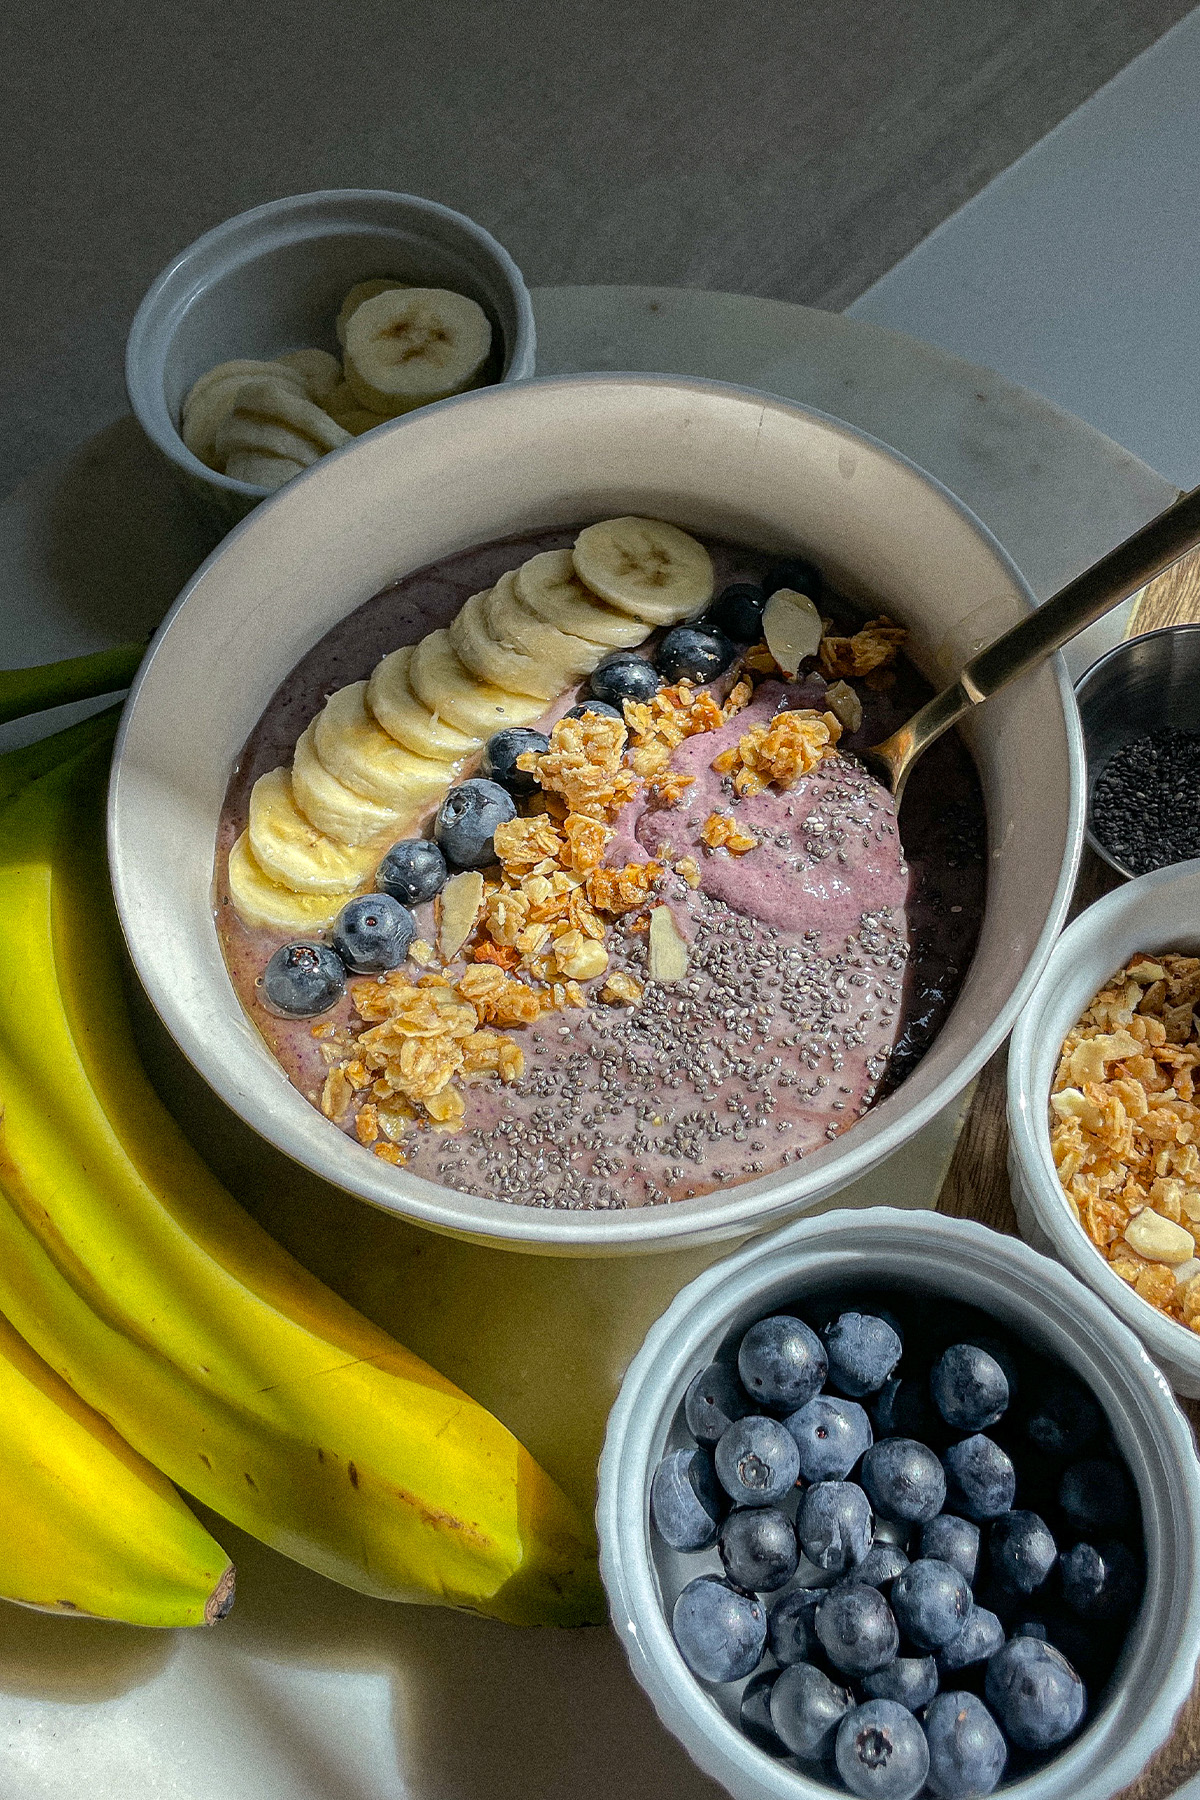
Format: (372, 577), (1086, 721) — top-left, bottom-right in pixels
(1075, 622), (1200, 878)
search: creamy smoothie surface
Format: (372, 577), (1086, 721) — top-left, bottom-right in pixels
(215, 526), (985, 1210)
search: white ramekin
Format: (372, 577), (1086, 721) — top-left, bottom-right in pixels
(125, 188), (536, 524)
(597, 1207), (1200, 1800)
(1008, 856), (1200, 1394)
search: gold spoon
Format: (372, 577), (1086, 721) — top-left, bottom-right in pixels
(863, 484), (1200, 801)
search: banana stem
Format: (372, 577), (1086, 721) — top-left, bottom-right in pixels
(0, 643), (147, 727)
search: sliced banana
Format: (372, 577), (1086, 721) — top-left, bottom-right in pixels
(276, 347), (342, 406)
(409, 629), (545, 736)
(224, 451), (307, 491)
(515, 548), (650, 649)
(181, 362), (307, 470)
(214, 378), (352, 472)
(486, 569), (605, 683)
(217, 413), (322, 469)
(573, 517), (714, 625)
(336, 279), (409, 348)
(248, 766), (381, 896)
(366, 645), (483, 759)
(226, 831), (346, 933)
(313, 680), (459, 811)
(343, 287), (492, 418)
(450, 588), (563, 701)
(292, 721), (406, 846)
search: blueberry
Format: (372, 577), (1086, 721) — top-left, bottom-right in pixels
(587, 652), (661, 708)
(376, 836), (448, 906)
(815, 1582), (900, 1676)
(835, 1698), (930, 1800)
(479, 727), (550, 795)
(823, 1313), (903, 1398)
(671, 1574), (766, 1683)
(650, 1445), (723, 1551)
(1025, 1372), (1101, 1459)
(930, 1344), (1010, 1432)
(924, 1692), (1007, 1799)
(963, 1334), (1020, 1400)
(984, 1636), (1086, 1750)
(920, 1515), (980, 1584)
(331, 892), (415, 974)
(862, 1655), (939, 1711)
(860, 1439), (947, 1524)
(684, 1363), (751, 1445)
(770, 1661), (853, 1760)
(706, 582), (767, 643)
(989, 1510), (1057, 1594)
(853, 1542), (910, 1592)
(768, 1585), (822, 1664)
(785, 1394), (873, 1482)
(261, 941), (345, 1017)
(740, 1670), (787, 1755)
(718, 1506), (798, 1592)
(737, 1314), (828, 1411)
(566, 700), (624, 722)
(870, 1376), (942, 1443)
(656, 625), (737, 685)
(1057, 1458), (1134, 1535)
(891, 1559), (972, 1650)
(943, 1436), (1015, 1521)
(765, 557), (822, 603)
(714, 1415), (801, 1506)
(434, 778), (516, 868)
(1059, 1540), (1142, 1621)
(937, 1607), (1005, 1671)
(798, 1481), (875, 1573)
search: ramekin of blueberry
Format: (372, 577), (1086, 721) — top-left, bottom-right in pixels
(596, 1208), (1200, 1800)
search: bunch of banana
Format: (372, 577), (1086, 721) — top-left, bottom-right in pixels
(228, 517), (715, 931)
(0, 716), (603, 1625)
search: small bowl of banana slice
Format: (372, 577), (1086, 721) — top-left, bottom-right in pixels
(125, 188), (535, 525)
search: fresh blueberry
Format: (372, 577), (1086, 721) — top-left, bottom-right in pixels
(714, 1415), (801, 1507)
(671, 1575), (766, 1683)
(870, 1376), (942, 1443)
(1025, 1372), (1101, 1459)
(835, 1698), (930, 1800)
(768, 1584), (822, 1664)
(860, 1439), (947, 1524)
(656, 625), (737, 685)
(920, 1515), (980, 1584)
(433, 778), (517, 868)
(985, 1636), (1086, 1750)
(331, 893), (415, 973)
(261, 941), (345, 1017)
(376, 836), (448, 906)
(785, 1394), (874, 1482)
(815, 1582), (900, 1676)
(650, 1445), (723, 1551)
(1059, 1540), (1142, 1621)
(587, 652), (661, 708)
(853, 1542), (910, 1592)
(479, 727), (550, 795)
(740, 1670), (787, 1755)
(924, 1692), (1007, 1799)
(890, 1559), (972, 1650)
(962, 1334), (1020, 1400)
(937, 1607), (1005, 1672)
(1057, 1458), (1134, 1535)
(684, 1363), (752, 1445)
(798, 1481), (874, 1573)
(706, 582), (767, 643)
(718, 1506), (798, 1593)
(770, 1662), (853, 1760)
(930, 1344), (1010, 1432)
(862, 1655), (939, 1711)
(824, 1313), (903, 1398)
(738, 1314), (828, 1411)
(943, 1436), (1016, 1521)
(989, 1510), (1057, 1594)
(765, 557), (823, 603)
(566, 700), (624, 722)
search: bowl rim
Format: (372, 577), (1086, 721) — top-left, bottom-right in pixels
(123, 185), (536, 499)
(109, 369), (1086, 1252)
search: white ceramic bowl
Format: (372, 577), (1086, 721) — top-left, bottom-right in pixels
(125, 188), (536, 524)
(1008, 856), (1200, 1394)
(597, 1207), (1200, 1800)
(109, 372), (1084, 1255)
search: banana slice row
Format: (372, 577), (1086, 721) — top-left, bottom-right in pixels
(229, 519), (714, 929)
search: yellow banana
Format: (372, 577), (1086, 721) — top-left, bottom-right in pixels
(0, 724), (602, 1626)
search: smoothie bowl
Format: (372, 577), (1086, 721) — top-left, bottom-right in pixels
(109, 374), (1084, 1253)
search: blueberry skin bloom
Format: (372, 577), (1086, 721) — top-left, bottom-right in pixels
(375, 836), (448, 905)
(587, 652), (661, 708)
(650, 1446), (723, 1552)
(656, 625), (737, 685)
(479, 727), (551, 795)
(433, 778), (517, 868)
(890, 1559), (973, 1650)
(937, 1607), (1005, 1672)
(785, 1394), (873, 1481)
(924, 1691), (1008, 1799)
(684, 1362), (751, 1445)
(1059, 1540), (1142, 1620)
(768, 1584), (822, 1664)
(797, 1480), (874, 1573)
(740, 1670), (786, 1755)
(1058, 1457), (1134, 1535)
(770, 1661), (853, 1759)
(930, 1344), (1010, 1432)
(943, 1435), (1016, 1520)
(989, 1510), (1057, 1594)
(714, 1415), (801, 1506)
(706, 581), (767, 643)
(985, 1636), (1087, 1750)
(718, 1506), (798, 1593)
(816, 1582), (900, 1676)
(262, 940), (345, 1017)
(862, 1655), (939, 1711)
(853, 1542), (910, 1592)
(824, 1312), (903, 1397)
(835, 1699), (930, 1800)
(672, 1575), (766, 1683)
(332, 893), (415, 973)
(860, 1438), (947, 1523)
(737, 1314), (828, 1411)
(566, 699), (624, 722)
(920, 1514), (980, 1584)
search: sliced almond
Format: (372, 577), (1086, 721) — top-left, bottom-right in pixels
(648, 904), (689, 982)
(438, 870), (484, 960)
(825, 679), (863, 733)
(762, 588), (824, 677)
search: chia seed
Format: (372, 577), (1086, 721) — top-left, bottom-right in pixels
(1091, 728), (1200, 875)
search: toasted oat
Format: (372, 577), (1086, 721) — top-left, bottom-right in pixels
(742, 643), (778, 674)
(711, 707), (843, 795)
(586, 860), (663, 914)
(700, 811), (759, 855)
(408, 938), (437, 968)
(648, 769), (696, 807)
(562, 811), (613, 874)
(321, 1067), (354, 1121)
(518, 714), (638, 818)
(676, 855), (702, 889)
(601, 971), (644, 1006)
(493, 814), (567, 875)
(818, 616), (907, 680)
(552, 930), (609, 982)
(372, 1142), (407, 1165)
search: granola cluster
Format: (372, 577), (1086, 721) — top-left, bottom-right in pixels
(818, 616), (907, 684)
(622, 677), (753, 778)
(1050, 953), (1200, 1330)
(711, 708), (844, 797)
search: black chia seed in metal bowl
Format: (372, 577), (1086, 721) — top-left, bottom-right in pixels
(1090, 727), (1200, 877)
